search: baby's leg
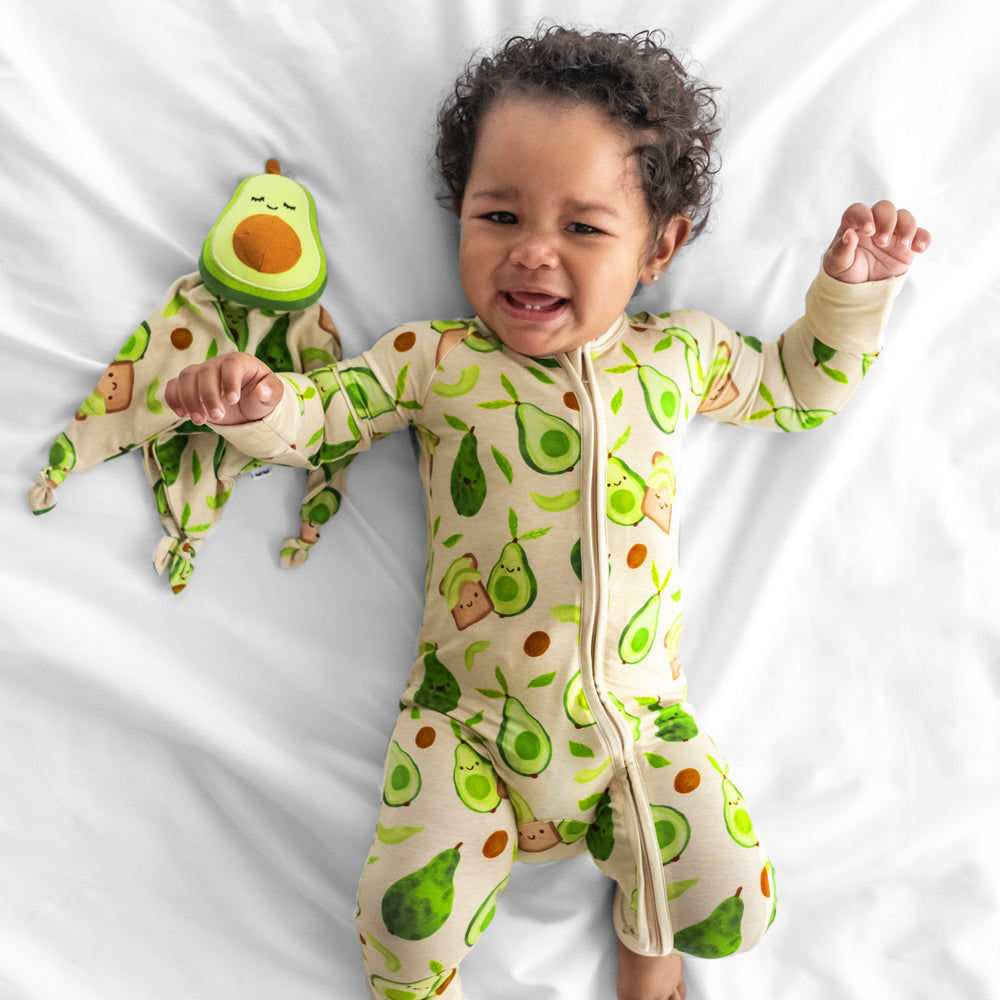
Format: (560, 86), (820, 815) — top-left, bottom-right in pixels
(627, 710), (776, 956)
(356, 709), (517, 1000)
(588, 702), (776, 993)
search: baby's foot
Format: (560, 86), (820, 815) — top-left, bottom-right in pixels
(616, 939), (685, 1000)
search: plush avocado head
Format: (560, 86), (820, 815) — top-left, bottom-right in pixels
(199, 159), (327, 311)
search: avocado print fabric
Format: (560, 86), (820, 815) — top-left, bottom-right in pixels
(216, 267), (902, 996)
(28, 272), (347, 593)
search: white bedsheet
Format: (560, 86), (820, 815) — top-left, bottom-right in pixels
(3, 2), (997, 998)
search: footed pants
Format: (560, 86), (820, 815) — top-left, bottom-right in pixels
(356, 706), (776, 1000)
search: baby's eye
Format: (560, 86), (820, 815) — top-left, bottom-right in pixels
(567, 222), (604, 235)
(483, 211), (517, 225)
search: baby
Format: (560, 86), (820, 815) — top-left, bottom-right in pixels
(165, 26), (929, 1000)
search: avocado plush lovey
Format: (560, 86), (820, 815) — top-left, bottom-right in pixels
(29, 160), (349, 593)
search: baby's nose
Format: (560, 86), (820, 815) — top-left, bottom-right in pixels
(509, 233), (558, 270)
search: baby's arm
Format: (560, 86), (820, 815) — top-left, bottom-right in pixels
(165, 353), (284, 426)
(822, 200), (930, 284)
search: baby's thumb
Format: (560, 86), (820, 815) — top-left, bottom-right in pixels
(239, 373), (283, 422)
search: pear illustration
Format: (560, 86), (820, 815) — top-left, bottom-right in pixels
(650, 702), (698, 742)
(413, 645), (461, 714)
(381, 844), (463, 941)
(707, 754), (758, 847)
(486, 509), (550, 617)
(672, 888), (745, 958)
(253, 313), (294, 371)
(453, 736), (501, 813)
(493, 666), (552, 777)
(619, 562), (671, 665)
(585, 791), (615, 861)
(450, 420), (487, 517)
(383, 740), (421, 807)
(154, 434), (189, 489)
(481, 374), (580, 474)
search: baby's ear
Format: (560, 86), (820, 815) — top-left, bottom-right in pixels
(643, 216), (691, 284)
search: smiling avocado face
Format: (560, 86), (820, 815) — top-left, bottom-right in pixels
(199, 159), (326, 311)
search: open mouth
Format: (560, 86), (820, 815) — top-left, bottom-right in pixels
(504, 291), (568, 313)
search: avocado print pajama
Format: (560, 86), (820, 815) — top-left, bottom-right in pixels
(218, 268), (902, 999)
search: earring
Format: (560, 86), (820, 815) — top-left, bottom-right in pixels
(651, 274), (660, 282)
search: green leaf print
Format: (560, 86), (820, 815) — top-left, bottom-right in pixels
(491, 446), (513, 484)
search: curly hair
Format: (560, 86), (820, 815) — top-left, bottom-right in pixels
(436, 25), (722, 241)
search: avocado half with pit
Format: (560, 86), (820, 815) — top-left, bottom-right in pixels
(199, 159), (327, 311)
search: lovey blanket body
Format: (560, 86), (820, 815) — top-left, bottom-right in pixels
(29, 162), (348, 592)
(214, 268), (902, 991)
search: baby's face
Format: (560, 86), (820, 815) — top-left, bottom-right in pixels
(459, 97), (669, 357)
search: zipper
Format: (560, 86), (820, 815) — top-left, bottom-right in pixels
(560, 346), (671, 954)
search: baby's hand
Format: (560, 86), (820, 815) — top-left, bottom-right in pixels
(165, 353), (284, 425)
(823, 201), (930, 284)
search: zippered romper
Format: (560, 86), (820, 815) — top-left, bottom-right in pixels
(219, 268), (902, 999)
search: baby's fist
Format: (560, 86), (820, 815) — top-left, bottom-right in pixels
(824, 201), (930, 284)
(165, 353), (284, 425)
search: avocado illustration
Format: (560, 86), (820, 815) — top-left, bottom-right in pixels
(465, 874), (511, 946)
(254, 313), (294, 371)
(638, 364), (682, 433)
(606, 455), (646, 526)
(556, 818), (589, 845)
(370, 968), (456, 1000)
(586, 791), (615, 861)
(772, 406), (835, 432)
(484, 374), (579, 474)
(300, 487), (340, 527)
(339, 366), (395, 420)
(763, 860), (777, 929)
(199, 159), (326, 312)
(381, 844), (462, 941)
(450, 425), (486, 517)
(413, 646), (461, 714)
(383, 740), (421, 807)
(650, 702), (698, 742)
(672, 888), (745, 958)
(605, 343), (681, 432)
(486, 510), (549, 617)
(453, 740), (501, 813)
(516, 400), (581, 474)
(650, 804), (691, 864)
(494, 667), (552, 778)
(563, 671), (596, 728)
(39, 432), (77, 491)
(618, 562), (670, 665)
(707, 754), (758, 847)
(607, 692), (641, 741)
